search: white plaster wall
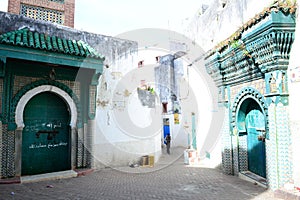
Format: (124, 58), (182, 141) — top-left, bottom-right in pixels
(94, 46), (214, 167)
(163, 114), (188, 148)
(184, 0), (274, 51)
(94, 49), (163, 167)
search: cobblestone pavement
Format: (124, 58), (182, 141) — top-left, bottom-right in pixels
(0, 147), (282, 200)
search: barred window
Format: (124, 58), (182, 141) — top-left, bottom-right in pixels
(20, 4), (64, 25)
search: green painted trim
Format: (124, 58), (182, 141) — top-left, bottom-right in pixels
(231, 87), (269, 139)
(0, 56), (5, 77)
(91, 73), (101, 86)
(264, 70), (289, 106)
(242, 11), (296, 41)
(0, 45), (103, 72)
(8, 59), (79, 82)
(227, 86), (233, 136)
(2, 66), (13, 124)
(205, 10), (296, 87)
(8, 122), (16, 130)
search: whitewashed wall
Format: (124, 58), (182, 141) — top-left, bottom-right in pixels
(94, 49), (163, 168)
(184, 0), (274, 51)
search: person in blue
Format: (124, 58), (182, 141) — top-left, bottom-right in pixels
(165, 134), (171, 154)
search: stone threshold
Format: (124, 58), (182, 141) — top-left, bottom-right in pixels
(0, 168), (94, 184)
(239, 171), (267, 188)
(0, 177), (21, 184)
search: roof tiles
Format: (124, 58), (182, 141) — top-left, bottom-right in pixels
(0, 28), (105, 60)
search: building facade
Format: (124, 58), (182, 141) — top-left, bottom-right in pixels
(205, 4), (296, 190)
(0, 28), (103, 178)
(7, 0), (75, 27)
(0, 11), (137, 180)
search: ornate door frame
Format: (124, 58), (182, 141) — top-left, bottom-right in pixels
(14, 85), (78, 176)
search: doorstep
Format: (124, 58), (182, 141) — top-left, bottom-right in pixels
(0, 177), (21, 184)
(74, 168), (94, 177)
(0, 168), (95, 184)
(239, 171), (267, 188)
(21, 170), (78, 183)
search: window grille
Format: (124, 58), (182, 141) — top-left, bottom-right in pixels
(20, 4), (64, 25)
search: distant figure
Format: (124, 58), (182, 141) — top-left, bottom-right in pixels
(165, 134), (171, 154)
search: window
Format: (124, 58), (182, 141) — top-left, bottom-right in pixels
(20, 4), (64, 25)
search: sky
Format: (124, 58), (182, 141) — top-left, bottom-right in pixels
(0, 0), (206, 36)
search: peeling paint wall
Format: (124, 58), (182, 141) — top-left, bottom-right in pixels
(184, 0), (274, 51)
(0, 11), (142, 169)
(0, 11), (138, 64)
(95, 50), (162, 167)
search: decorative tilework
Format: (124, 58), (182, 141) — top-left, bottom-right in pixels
(230, 79), (265, 105)
(76, 128), (84, 168)
(266, 103), (293, 190)
(1, 124), (7, 177)
(85, 120), (94, 168)
(276, 103), (292, 188)
(0, 121), (2, 178)
(231, 87), (268, 135)
(6, 130), (15, 177)
(238, 135), (248, 172)
(59, 80), (81, 98)
(205, 7), (295, 191)
(266, 103), (278, 189)
(13, 76), (40, 96)
(0, 78), (3, 114)
(221, 107), (233, 175)
(83, 124), (88, 168)
(89, 85), (96, 117)
(1, 125), (15, 178)
(232, 134), (239, 175)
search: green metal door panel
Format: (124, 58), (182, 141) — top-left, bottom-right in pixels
(246, 109), (266, 178)
(22, 92), (71, 175)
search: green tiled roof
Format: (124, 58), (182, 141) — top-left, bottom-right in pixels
(0, 28), (105, 60)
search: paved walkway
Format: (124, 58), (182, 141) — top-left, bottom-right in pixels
(0, 147), (282, 200)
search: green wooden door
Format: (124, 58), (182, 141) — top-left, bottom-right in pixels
(22, 92), (71, 175)
(246, 109), (266, 178)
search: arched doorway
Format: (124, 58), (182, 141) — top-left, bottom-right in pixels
(238, 98), (266, 178)
(21, 92), (71, 175)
